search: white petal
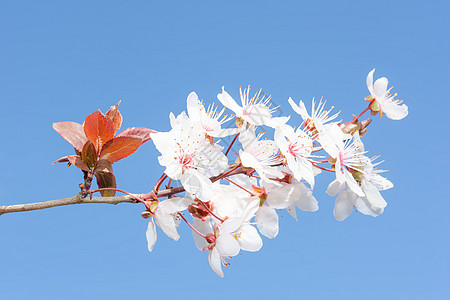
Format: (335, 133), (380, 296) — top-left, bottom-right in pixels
(208, 248), (224, 278)
(327, 179), (342, 197)
(146, 218), (157, 252)
(355, 197), (384, 217)
(344, 168), (364, 197)
(287, 204), (298, 220)
(181, 170), (213, 201)
(237, 224), (263, 252)
(159, 196), (192, 214)
(192, 219), (212, 251)
(220, 218), (242, 234)
(186, 92), (202, 122)
(335, 158), (345, 183)
(265, 116), (290, 128)
(361, 181), (387, 208)
(154, 209), (179, 241)
(370, 173), (394, 191)
(274, 127), (289, 153)
(216, 234), (240, 257)
(256, 206), (279, 239)
(239, 150), (262, 171)
(243, 105), (272, 126)
(366, 69), (375, 95)
(265, 183), (296, 209)
(208, 127), (240, 138)
(151, 131), (175, 156)
(373, 77), (389, 98)
(298, 158), (315, 188)
(288, 98), (310, 120)
(217, 87), (243, 116)
(295, 183), (319, 212)
(334, 189), (355, 221)
(383, 102), (409, 120)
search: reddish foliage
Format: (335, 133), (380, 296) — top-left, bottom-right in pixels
(52, 103), (155, 196)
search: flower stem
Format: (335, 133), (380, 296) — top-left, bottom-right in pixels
(351, 99), (375, 123)
(212, 163), (242, 183)
(153, 173), (168, 192)
(224, 177), (254, 195)
(225, 133), (240, 156)
(199, 201), (224, 223)
(178, 212), (207, 239)
(312, 163), (335, 173)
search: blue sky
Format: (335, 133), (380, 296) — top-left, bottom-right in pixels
(0, 1), (448, 299)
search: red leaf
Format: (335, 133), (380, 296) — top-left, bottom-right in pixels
(95, 159), (113, 173)
(81, 141), (97, 169)
(52, 155), (89, 172)
(106, 101), (123, 134)
(116, 127), (156, 144)
(99, 136), (142, 164)
(53, 122), (88, 153)
(95, 172), (116, 197)
(84, 110), (115, 152)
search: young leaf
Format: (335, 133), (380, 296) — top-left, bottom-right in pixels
(95, 172), (116, 197)
(95, 159), (113, 173)
(82, 141), (97, 169)
(52, 156), (70, 164)
(99, 136), (142, 164)
(84, 110), (115, 152)
(52, 122), (88, 153)
(105, 101), (123, 134)
(116, 127), (156, 144)
(52, 155), (89, 172)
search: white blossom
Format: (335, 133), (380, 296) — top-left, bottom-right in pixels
(366, 69), (408, 120)
(146, 197), (192, 252)
(151, 117), (228, 201)
(186, 91), (239, 138)
(239, 126), (283, 181)
(217, 86), (289, 128)
(275, 124), (315, 187)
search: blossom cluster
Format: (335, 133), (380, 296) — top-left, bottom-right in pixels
(145, 69), (408, 277)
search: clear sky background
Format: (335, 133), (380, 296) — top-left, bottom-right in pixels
(0, 1), (448, 299)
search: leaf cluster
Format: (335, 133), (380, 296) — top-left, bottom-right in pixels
(52, 102), (155, 196)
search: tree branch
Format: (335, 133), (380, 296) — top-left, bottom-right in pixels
(0, 194), (140, 216)
(0, 166), (248, 216)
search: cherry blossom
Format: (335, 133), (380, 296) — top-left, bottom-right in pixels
(327, 155), (393, 220)
(288, 97), (340, 132)
(146, 197), (192, 251)
(239, 126), (283, 181)
(186, 91), (239, 138)
(275, 124), (315, 187)
(366, 69), (408, 120)
(151, 117), (228, 201)
(217, 86), (289, 128)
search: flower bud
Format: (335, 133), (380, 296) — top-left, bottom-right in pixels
(351, 170), (364, 182)
(205, 233), (216, 244)
(149, 201), (159, 213)
(188, 199), (214, 221)
(370, 100), (380, 113)
(251, 185), (267, 205)
(328, 156), (337, 164)
(365, 95), (375, 101)
(340, 122), (359, 135)
(141, 210), (153, 219)
(235, 117), (245, 128)
(359, 128), (368, 137)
